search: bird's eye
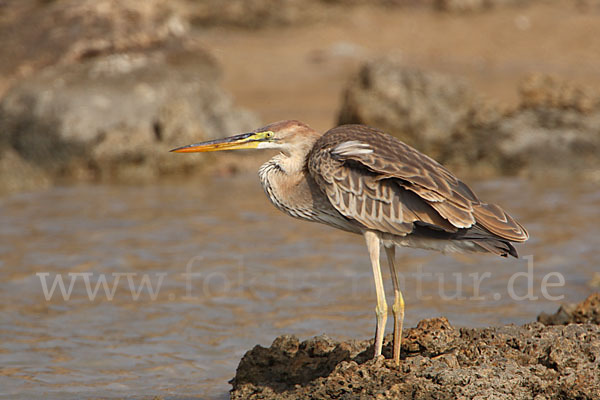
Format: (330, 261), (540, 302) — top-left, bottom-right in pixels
(265, 131), (274, 139)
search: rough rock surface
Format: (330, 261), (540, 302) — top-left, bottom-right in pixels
(538, 292), (600, 325)
(187, 0), (331, 29)
(0, 0), (260, 194)
(231, 294), (600, 399)
(443, 74), (600, 176)
(434, 0), (534, 12)
(0, 148), (51, 194)
(189, 0), (558, 29)
(339, 58), (600, 177)
(0, 0), (188, 98)
(187, 0), (424, 29)
(338, 58), (479, 159)
(0, 44), (258, 191)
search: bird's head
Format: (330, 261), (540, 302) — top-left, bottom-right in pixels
(170, 120), (320, 156)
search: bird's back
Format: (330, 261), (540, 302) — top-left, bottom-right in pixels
(307, 124), (528, 257)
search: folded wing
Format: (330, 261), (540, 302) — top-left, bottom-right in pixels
(307, 125), (528, 254)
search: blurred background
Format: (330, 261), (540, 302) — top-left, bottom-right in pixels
(1, 0), (599, 399)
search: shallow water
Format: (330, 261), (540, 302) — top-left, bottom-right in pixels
(0, 175), (598, 399)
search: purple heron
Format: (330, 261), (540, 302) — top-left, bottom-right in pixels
(171, 120), (528, 365)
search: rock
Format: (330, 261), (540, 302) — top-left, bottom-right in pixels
(519, 74), (599, 113)
(435, 0), (534, 13)
(537, 303), (579, 326)
(0, 148), (51, 195)
(187, 0), (329, 29)
(187, 0), (415, 29)
(0, 0), (259, 189)
(538, 293), (600, 325)
(0, 0), (420, 100)
(402, 317), (459, 357)
(338, 57), (479, 159)
(231, 305), (600, 399)
(0, 44), (259, 184)
(0, 0), (188, 98)
(443, 74), (600, 176)
(339, 59), (600, 177)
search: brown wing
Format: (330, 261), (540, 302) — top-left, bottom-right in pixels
(307, 124), (529, 243)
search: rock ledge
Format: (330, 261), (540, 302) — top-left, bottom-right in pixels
(231, 294), (600, 399)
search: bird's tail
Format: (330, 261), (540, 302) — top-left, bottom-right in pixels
(472, 238), (519, 258)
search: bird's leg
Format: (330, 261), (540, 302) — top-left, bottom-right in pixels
(364, 231), (387, 359)
(385, 245), (404, 365)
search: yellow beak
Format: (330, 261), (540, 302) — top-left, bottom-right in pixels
(170, 132), (270, 153)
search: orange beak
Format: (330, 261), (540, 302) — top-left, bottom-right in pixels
(170, 132), (263, 153)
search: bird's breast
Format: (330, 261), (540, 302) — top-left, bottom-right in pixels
(258, 159), (360, 233)
(258, 159), (312, 219)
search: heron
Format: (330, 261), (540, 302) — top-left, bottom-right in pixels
(171, 120), (528, 365)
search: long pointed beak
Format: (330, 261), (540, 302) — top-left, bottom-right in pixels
(170, 132), (263, 153)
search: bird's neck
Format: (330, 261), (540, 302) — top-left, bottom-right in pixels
(258, 130), (321, 210)
(258, 153), (309, 217)
(272, 152), (306, 176)
(276, 132), (320, 175)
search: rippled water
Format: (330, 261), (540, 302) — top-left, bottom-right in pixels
(0, 175), (598, 399)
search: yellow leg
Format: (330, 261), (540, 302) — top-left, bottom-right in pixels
(364, 231), (387, 359)
(385, 245), (404, 365)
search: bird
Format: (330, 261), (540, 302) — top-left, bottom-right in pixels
(171, 120), (528, 365)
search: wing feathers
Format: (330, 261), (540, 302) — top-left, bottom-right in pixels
(331, 141), (373, 157)
(473, 203), (529, 242)
(308, 124), (529, 253)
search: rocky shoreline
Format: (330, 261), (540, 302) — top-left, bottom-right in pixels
(231, 294), (600, 399)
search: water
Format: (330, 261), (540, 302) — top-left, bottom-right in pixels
(0, 175), (598, 399)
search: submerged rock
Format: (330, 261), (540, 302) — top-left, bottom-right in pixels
(339, 58), (600, 177)
(231, 293), (600, 399)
